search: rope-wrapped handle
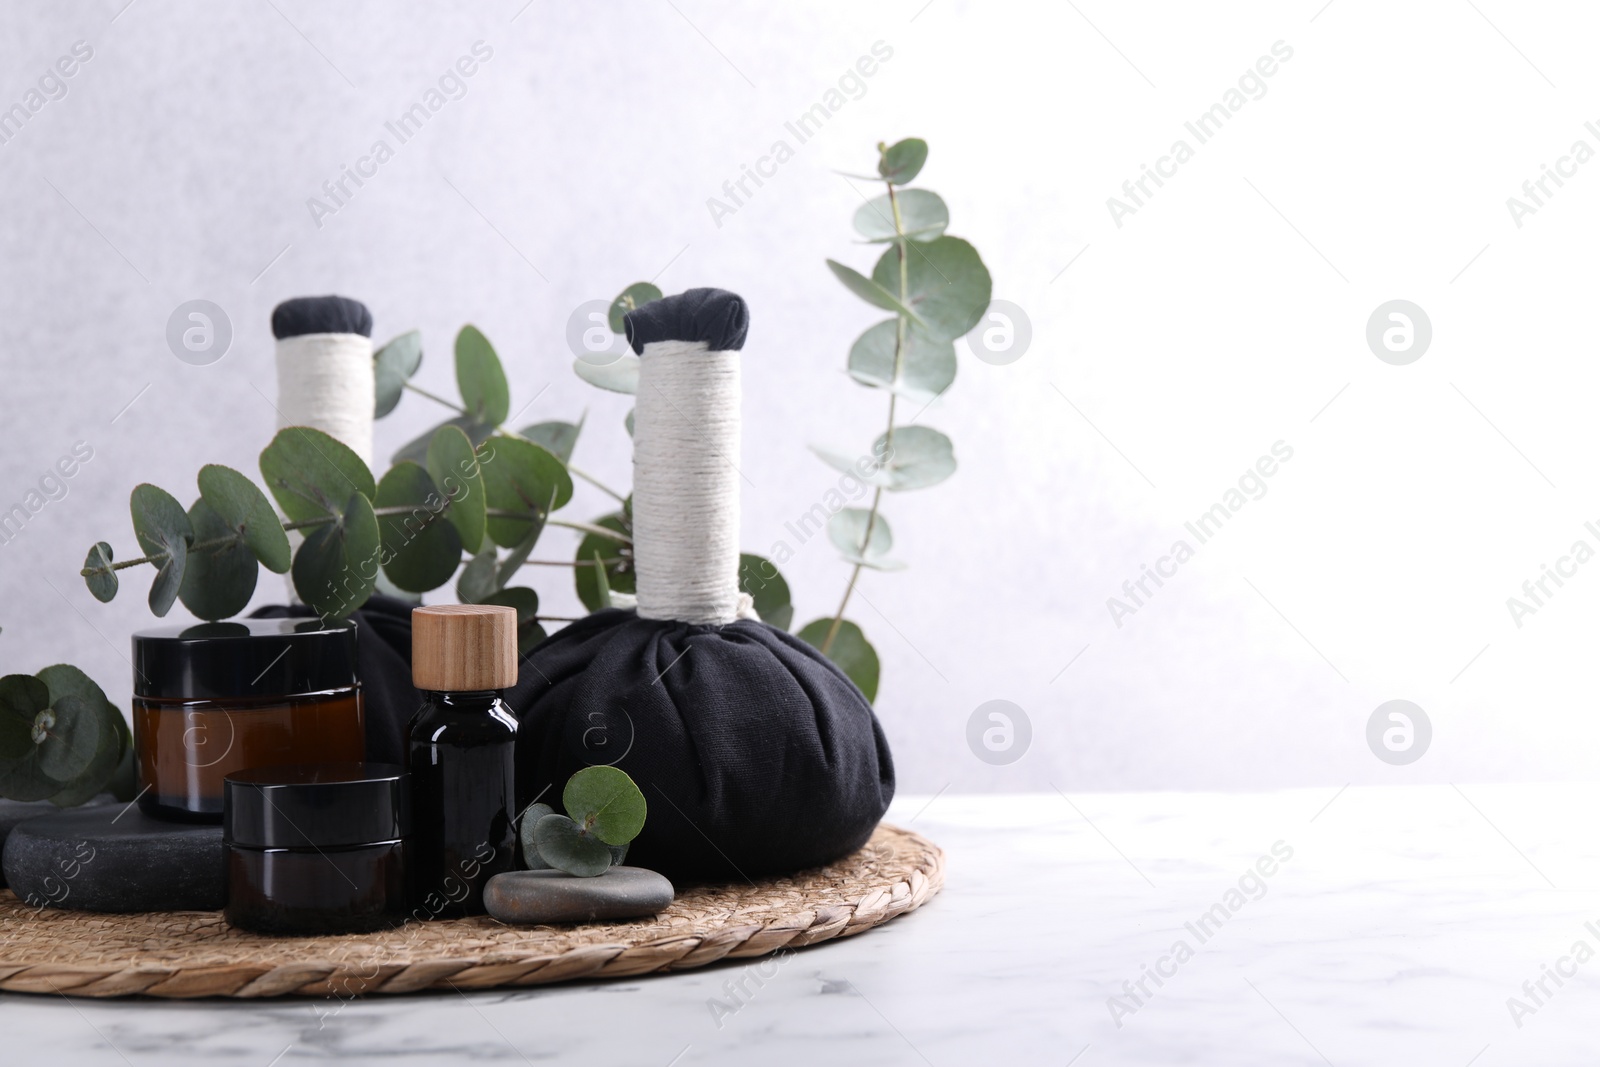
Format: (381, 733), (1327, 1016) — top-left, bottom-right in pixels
(272, 295), (376, 469)
(625, 289), (750, 625)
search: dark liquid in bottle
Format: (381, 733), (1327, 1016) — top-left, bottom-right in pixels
(405, 690), (517, 918)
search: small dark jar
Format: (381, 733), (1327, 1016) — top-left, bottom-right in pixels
(223, 763), (409, 935)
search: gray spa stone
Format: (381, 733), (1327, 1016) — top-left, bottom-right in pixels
(2, 804), (226, 912)
(483, 866), (674, 924)
(0, 796), (114, 889)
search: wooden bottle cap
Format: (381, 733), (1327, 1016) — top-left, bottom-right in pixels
(411, 605), (518, 691)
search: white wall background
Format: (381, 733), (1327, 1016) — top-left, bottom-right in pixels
(1, 0), (1595, 795)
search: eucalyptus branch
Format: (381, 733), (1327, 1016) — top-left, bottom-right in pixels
(400, 380), (461, 410)
(547, 518), (633, 544)
(402, 381), (628, 503)
(823, 174), (904, 656)
(461, 556), (599, 568)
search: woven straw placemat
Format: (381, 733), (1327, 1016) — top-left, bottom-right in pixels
(0, 824), (942, 999)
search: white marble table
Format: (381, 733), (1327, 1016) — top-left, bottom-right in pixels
(3, 785), (1597, 1066)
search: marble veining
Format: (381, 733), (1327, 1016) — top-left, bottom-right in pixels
(3, 784), (1598, 1065)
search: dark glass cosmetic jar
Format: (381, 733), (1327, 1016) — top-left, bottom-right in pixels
(223, 762), (409, 935)
(132, 619), (365, 821)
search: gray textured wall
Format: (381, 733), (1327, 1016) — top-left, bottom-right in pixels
(2, 0), (1593, 794)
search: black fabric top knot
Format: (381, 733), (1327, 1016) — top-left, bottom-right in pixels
(624, 288), (748, 355)
(271, 295), (373, 340)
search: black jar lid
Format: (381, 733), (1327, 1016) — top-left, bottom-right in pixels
(132, 618), (359, 700)
(224, 763), (408, 849)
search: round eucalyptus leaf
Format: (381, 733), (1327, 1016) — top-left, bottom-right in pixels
(178, 498), (259, 620)
(608, 282), (664, 334)
(148, 531), (188, 617)
(292, 492), (380, 618)
(825, 259), (914, 319)
(796, 618), (880, 702)
(852, 189), (948, 243)
(0, 675), (62, 799)
(260, 427), (376, 522)
(426, 424), (486, 556)
(33, 694), (102, 783)
(376, 463), (461, 593)
(393, 415), (495, 468)
(624, 408), (635, 438)
(33, 665), (125, 807)
(457, 546), (500, 604)
(0, 673), (51, 763)
(477, 437), (573, 548)
(517, 419), (583, 465)
(456, 324), (510, 427)
(36, 664), (115, 710)
(874, 425), (956, 491)
(847, 319), (956, 400)
(808, 444), (881, 482)
(517, 801), (555, 869)
(373, 329), (424, 418)
(878, 137), (928, 185)
(480, 584), (538, 621)
(532, 812), (613, 877)
(46, 706), (123, 807)
(198, 463), (292, 574)
(130, 483), (192, 561)
(739, 553), (793, 631)
(562, 765), (647, 846)
(573, 354), (639, 395)
(871, 236), (992, 342)
(82, 542), (117, 603)
(828, 508), (892, 558)
(574, 513), (633, 612)
(591, 547), (614, 608)
(0, 759), (60, 802)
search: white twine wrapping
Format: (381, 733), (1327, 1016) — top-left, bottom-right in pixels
(274, 333), (376, 469)
(274, 331), (375, 604)
(633, 339), (744, 625)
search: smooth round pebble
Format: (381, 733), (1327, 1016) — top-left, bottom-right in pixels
(483, 865), (674, 924)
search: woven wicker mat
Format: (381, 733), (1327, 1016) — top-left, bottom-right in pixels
(0, 824), (942, 999)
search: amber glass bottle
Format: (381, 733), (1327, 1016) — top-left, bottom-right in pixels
(405, 605), (518, 918)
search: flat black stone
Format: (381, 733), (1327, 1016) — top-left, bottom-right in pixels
(2, 804), (226, 912)
(483, 866), (674, 925)
(0, 797), (113, 889)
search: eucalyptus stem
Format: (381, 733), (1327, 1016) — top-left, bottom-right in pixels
(547, 518), (632, 544)
(90, 553), (160, 573)
(459, 556), (597, 568)
(822, 173), (905, 656)
(401, 381), (461, 410)
(84, 504), (634, 580)
(402, 381), (628, 503)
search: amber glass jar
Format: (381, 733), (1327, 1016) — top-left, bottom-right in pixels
(224, 762), (409, 935)
(133, 619), (364, 822)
